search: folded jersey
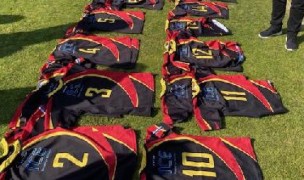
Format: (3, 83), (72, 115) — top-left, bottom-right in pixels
(6, 70), (155, 143)
(140, 123), (263, 180)
(69, 8), (145, 35)
(0, 125), (137, 180)
(85, 0), (164, 11)
(166, 17), (231, 37)
(170, 0), (229, 19)
(161, 74), (287, 131)
(164, 31), (245, 73)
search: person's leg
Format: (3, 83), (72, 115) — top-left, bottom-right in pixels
(285, 0), (304, 50)
(271, 0), (288, 28)
(259, 0), (287, 38)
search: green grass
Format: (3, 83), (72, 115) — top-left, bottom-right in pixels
(1, 0), (304, 179)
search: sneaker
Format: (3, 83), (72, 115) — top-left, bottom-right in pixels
(285, 35), (298, 51)
(259, 26), (282, 38)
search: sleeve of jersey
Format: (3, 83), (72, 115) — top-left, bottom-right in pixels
(192, 79), (227, 131)
(162, 52), (192, 77)
(94, 126), (138, 180)
(72, 125), (137, 180)
(125, 0), (164, 10)
(171, 1), (229, 19)
(161, 75), (194, 125)
(76, 8), (145, 34)
(5, 111), (49, 144)
(250, 79), (288, 115)
(7, 80), (62, 131)
(166, 17), (231, 37)
(51, 34), (139, 69)
(39, 60), (93, 81)
(221, 137), (264, 179)
(129, 72), (155, 116)
(177, 39), (244, 71)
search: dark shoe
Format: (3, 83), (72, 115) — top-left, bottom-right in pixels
(285, 35), (298, 51)
(259, 26), (282, 38)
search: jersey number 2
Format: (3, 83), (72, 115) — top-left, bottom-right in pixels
(53, 153), (89, 168)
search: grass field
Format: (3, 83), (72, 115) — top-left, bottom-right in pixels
(1, 0), (304, 179)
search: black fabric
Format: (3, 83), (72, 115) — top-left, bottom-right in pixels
(76, 9), (145, 34)
(141, 127), (263, 180)
(167, 18), (231, 37)
(171, 1), (229, 19)
(176, 40), (244, 72)
(194, 75), (288, 130)
(287, 0), (304, 36)
(5, 135), (109, 180)
(271, 0), (304, 35)
(2, 126), (138, 180)
(88, 0), (164, 10)
(161, 76), (194, 125)
(50, 36), (139, 68)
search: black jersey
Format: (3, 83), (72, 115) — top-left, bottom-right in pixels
(85, 0), (164, 11)
(194, 74), (287, 130)
(49, 70), (155, 128)
(140, 124), (263, 180)
(171, 0), (229, 19)
(160, 74), (287, 131)
(161, 73), (197, 125)
(6, 70), (154, 143)
(47, 34), (139, 68)
(76, 8), (145, 34)
(164, 31), (245, 73)
(1, 125), (137, 180)
(166, 17), (231, 37)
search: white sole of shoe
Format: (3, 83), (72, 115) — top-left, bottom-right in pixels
(285, 37), (297, 51)
(285, 44), (296, 51)
(258, 31), (282, 39)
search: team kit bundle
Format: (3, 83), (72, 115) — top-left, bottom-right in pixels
(0, 0), (287, 179)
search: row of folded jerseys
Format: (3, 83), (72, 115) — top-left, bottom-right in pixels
(0, 0), (159, 179)
(0, 0), (285, 180)
(155, 0), (286, 179)
(0, 124), (263, 179)
(65, 0), (231, 36)
(159, 0), (287, 131)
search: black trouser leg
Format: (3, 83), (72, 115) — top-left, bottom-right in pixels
(287, 0), (304, 37)
(270, 0), (287, 28)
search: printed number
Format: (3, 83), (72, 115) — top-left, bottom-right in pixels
(182, 152), (216, 177)
(79, 48), (100, 54)
(53, 153), (89, 168)
(97, 18), (115, 23)
(221, 91), (247, 101)
(192, 48), (213, 59)
(85, 88), (112, 98)
(192, 6), (208, 12)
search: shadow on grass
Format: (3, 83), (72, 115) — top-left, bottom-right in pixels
(297, 33), (304, 45)
(282, 25), (304, 44)
(0, 15), (24, 24)
(0, 87), (35, 124)
(0, 23), (74, 58)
